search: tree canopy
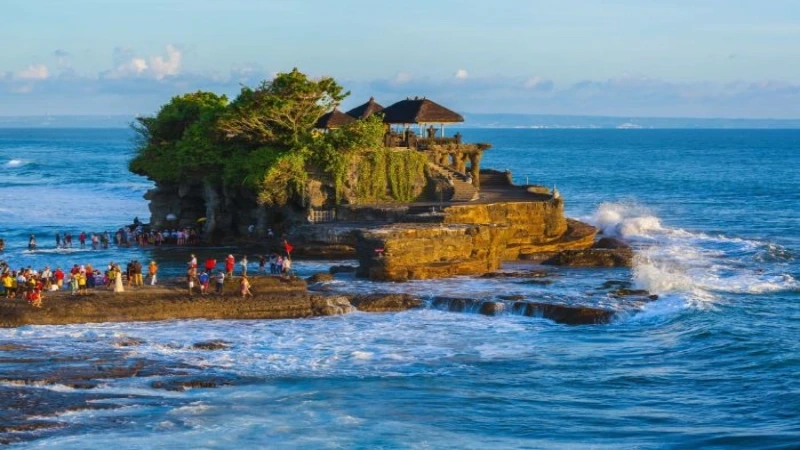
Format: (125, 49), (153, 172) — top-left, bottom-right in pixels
(129, 68), (426, 207)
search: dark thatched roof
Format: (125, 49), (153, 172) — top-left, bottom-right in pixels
(346, 97), (384, 119)
(314, 109), (357, 129)
(381, 98), (464, 124)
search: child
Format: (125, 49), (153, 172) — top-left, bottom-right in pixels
(240, 275), (252, 298)
(198, 271), (210, 295)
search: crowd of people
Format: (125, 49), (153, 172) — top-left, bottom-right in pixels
(184, 252), (293, 298)
(1, 247), (295, 307)
(0, 227), (205, 254)
(0, 259), (158, 306)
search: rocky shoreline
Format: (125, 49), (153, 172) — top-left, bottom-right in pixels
(0, 269), (646, 328)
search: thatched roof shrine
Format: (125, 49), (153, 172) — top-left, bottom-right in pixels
(314, 109), (357, 129)
(381, 98), (464, 125)
(346, 97), (384, 119)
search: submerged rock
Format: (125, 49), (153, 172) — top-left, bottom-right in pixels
(192, 340), (231, 350)
(515, 279), (554, 286)
(542, 248), (633, 268)
(479, 301), (505, 316)
(521, 302), (615, 325)
(593, 237), (630, 249)
(310, 295), (355, 316)
(348, 294), (422, 312)
(306, 272), (335, 284)
(329, 265), (357, 274)
(431, 296), (482, 312)
(432, 296), (614, 325)
(600, 280), (632, 289)
(151, 377), (233, 392)
(480, 270), (552, 279)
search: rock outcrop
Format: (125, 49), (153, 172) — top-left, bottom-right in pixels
(431, 296), (615, 325)
(542, 238), (634, 268)
(348, 293), (422, 312)
(355, 200), (598, 281)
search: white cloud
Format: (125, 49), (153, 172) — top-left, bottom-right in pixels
(393, 71), (412, 84)
(149, 44), (182, 80)
(15, 64), (49, 80)
(455, 69), (469, 80)
(523, 76), (552, 90)
(104, 45), (182, 80)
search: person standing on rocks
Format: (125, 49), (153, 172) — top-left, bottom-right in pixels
(225, 254), (235, 277)
(240, 275), (252, 298)
(215, 270), (225, 296)
(148, 260), (158, 285)
(113, 265), (124, 293)
(198, 270), (210, 295)
(240, 255), (248, 277)
(187, 266), (197, 297)
(132, 260), (143, 288)
(258, 255), (266, 274)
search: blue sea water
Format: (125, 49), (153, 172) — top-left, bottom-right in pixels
(1, 128), (799, 449)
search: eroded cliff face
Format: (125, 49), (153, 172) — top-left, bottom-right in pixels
(144, 182), (304, 241)
(355, 200), (598, 281)
(355, 223), (511, 281)
(443, 199), (569, 260)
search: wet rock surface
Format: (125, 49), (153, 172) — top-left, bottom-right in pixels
(432, 296), (615, 325)
(348, 293), (422, 312)
(542, 248), (634, 267)
(192, 340), (232, 350)
(0, 343), (213, 445)
(329, 264), (357, 274)
(306, 272), (335, 284)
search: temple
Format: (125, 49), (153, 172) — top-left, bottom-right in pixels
(321, 96), (491, 194)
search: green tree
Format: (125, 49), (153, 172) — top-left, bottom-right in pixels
(130, 91), (228, 182)
(219, 68), (349, 148)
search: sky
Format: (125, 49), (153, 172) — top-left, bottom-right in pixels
(1, 0), (800, 118)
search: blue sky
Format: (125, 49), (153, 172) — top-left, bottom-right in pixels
(2, 0), (799, 118)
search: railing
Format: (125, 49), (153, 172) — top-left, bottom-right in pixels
(308, 208), (336, 223)
(385, 132), (463, 149)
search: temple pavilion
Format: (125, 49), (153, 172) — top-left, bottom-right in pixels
(318, 96), (490, 187)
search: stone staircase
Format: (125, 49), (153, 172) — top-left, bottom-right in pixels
(429, 163), (479, 202)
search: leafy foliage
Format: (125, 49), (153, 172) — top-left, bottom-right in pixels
(218, 68), (348, 147)
(129, 69), (426, 209)
(129, 91), (228, 183)
(257, 152), (308, 206)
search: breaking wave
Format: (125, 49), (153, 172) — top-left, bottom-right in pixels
(587, 202), (799, 306)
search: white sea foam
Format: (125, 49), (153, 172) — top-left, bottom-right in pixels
(588, 202), (799, 308)
(4, 158), (26, 167)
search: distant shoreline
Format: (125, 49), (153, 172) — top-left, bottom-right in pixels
(2, 114), (800, 129)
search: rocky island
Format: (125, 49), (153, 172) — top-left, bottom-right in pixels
(1, 69), (636, 328)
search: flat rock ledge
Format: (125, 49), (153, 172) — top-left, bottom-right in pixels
(0, 277), (421, 328)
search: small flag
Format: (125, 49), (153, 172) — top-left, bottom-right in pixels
(284, 240), (294, 255)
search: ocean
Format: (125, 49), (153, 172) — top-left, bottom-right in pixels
(1, 128), (798, 448)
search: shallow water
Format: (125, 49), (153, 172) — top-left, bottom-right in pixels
(1, 128), (798, 448)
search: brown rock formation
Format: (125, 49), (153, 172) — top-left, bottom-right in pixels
(515, 302), (615, 325)
(355, 200), (598, 281)
(0, 278), (354, 328)
(542, 247), (634, 268)
(348, 294), (422, 312)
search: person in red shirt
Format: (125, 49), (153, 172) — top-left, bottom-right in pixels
(225, 255), (235, 277)
(54, 267), (65, 289)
